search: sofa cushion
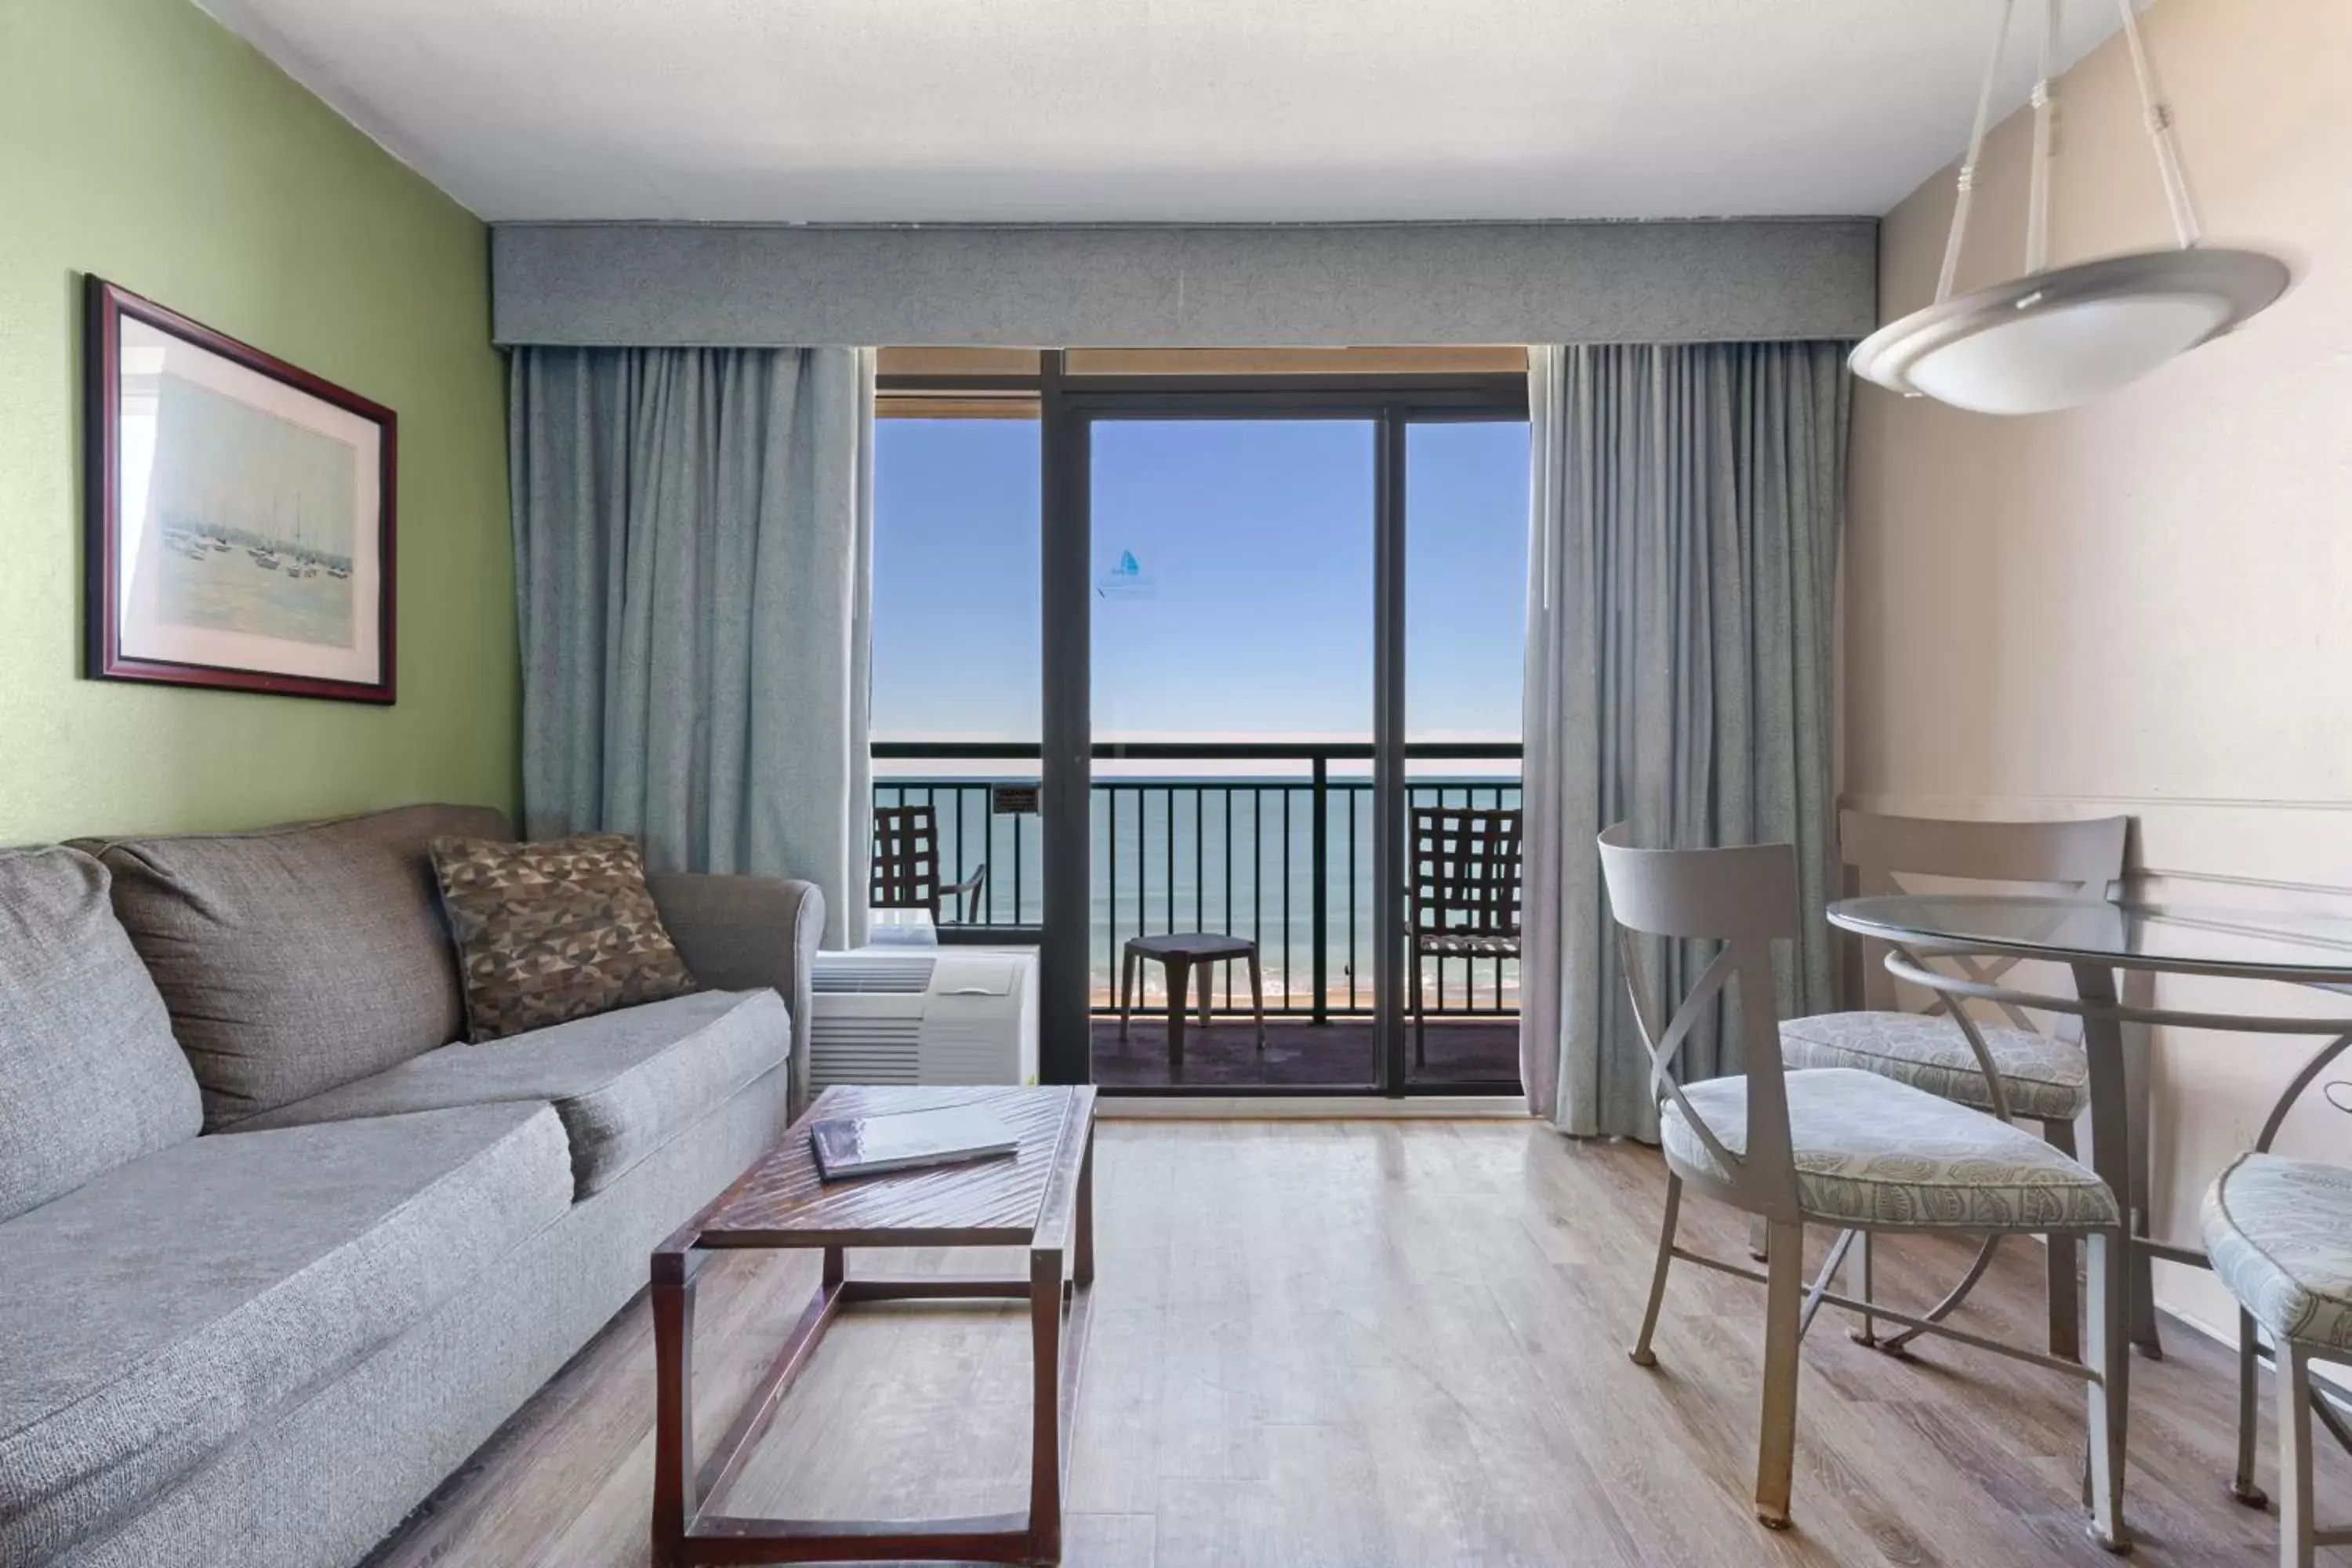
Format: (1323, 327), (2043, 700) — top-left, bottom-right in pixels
(0, 1103), (571, 1565)
(430, 832), (698, 1042)
(0, 847), (201, 1223)
(78, 804), (511, 1128)
(233, 989), (789, 1197)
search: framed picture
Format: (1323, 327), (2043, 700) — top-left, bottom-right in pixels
(84, 277), (396, 703)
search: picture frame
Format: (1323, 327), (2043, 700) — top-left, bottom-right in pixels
(84, 277), (397, 703)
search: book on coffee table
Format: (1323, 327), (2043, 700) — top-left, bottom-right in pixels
(808, 1103), (1021, 1181)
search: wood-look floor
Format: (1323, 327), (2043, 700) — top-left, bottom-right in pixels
(366, 1121), (2345, 1567)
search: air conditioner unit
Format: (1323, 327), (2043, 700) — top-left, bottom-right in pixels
(806, 948), (1039, 1091)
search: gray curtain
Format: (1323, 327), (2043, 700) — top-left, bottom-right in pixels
(1519, 341), (1849, 1137)
(510, 346), (875, 949)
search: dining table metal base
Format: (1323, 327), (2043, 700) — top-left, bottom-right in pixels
(2071, 962), (2166, 1361)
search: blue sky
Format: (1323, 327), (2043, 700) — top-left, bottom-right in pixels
(871, 416), (1528, 744)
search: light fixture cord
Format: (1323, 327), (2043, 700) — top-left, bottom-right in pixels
(1936, 0), (2016, 303)
(2114, 0), (2202, 248)
(2024, 0), (2060, 275)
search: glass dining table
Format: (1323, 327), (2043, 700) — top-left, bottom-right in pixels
(1827, 893), (2352, 1502)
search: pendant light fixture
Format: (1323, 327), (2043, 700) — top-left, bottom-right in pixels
(1849, 0), (2288, 416)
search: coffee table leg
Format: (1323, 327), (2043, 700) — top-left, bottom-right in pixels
(1030, 1246), (1065, 1563)
(1075, 1124), (1095, 1289)
(651, 1270), (697, 1567)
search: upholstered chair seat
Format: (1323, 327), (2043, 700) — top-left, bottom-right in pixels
(2203, 1153), (2352, 1354)
(1662, 1066), (2118, 1232)
(1780, 1011), (2089, 1122)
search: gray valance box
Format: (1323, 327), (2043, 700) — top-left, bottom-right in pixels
(490, 218), (1878, 348)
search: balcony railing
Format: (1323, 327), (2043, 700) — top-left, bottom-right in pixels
(872, 741), (1522, 1022)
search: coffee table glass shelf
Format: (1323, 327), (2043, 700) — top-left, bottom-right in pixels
(651, 1084), (1098, 1566)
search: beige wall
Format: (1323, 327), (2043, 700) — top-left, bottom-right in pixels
(1846, 0), (2352, 1341)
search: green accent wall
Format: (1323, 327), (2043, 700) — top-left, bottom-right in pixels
(0, 0), (515, 844)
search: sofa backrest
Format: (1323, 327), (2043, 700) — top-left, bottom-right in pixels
(0, 847), (203, 1221)
(78, 804), (512, 1130)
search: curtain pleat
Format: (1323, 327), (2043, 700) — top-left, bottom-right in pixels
(509, 345), (875, 949)
(1520, 342), (1849, 1137)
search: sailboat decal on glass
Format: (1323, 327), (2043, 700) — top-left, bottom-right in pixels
(1095, 547), (1156, 600)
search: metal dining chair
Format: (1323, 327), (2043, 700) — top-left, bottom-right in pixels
(2204, 1152), (2352, 1567)
(1780, 810), (2127, 1360)
(2204, 1037), (2352, 1530)
(1597, 823), (2129, 1544)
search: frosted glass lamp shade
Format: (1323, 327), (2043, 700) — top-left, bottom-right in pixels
(1850, 249), (2288, 416)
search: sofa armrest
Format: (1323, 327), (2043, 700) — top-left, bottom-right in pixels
(647, 873), (824, 1117)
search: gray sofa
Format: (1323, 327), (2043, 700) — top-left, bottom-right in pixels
(0, 804), (821, 1568)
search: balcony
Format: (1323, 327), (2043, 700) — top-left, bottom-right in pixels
(873, 741), (1523, 1091)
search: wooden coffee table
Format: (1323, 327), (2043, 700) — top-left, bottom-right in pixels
(650, 1084), (1098, 1566)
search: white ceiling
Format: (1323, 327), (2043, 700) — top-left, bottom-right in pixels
(198, 0), (2123, 224)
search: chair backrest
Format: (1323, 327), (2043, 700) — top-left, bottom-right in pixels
(1841, 810), (2126, 894)
(1839, 810), (2128, 1018)
(1410, 806), (1523, 939)
(870, 804), (945, 915)
(1596, 823), (1802, 1220)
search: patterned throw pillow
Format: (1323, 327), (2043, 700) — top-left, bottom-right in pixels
(429, 833), (697, 1043)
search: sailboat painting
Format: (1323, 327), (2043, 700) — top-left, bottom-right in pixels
(148, 376), (356, 648)
(87, 279), (395, 703)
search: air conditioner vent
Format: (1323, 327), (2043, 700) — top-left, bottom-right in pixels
(805, 946), (1036, 1091)
(811, 955), (938, 995)
(808, 1017), (925, 1091)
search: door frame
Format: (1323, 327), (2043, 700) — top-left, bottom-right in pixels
(1036, 356), (1527, 1094)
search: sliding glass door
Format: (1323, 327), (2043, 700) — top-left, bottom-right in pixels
(1087, 419), (1378, 1090)
(1403, 419), (1531, 1087)
(868, 358), (1526, 1094)
(1034, 368), (1526, 1095)
(869, 413), (1044, 932)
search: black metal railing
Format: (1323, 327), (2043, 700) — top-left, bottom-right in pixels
(872, 741), (1521, 1021)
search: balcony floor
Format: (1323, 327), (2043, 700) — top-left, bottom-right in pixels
(1090, 1014), (1519, 1091)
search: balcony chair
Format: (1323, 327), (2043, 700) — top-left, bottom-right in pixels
(1597, 823), (2128, 1544)
(1410, 805), (1522, 1066)
(1778, 810), (2126, 1361)
(870, 804), (987, 925)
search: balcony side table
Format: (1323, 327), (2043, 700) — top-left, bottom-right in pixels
(1117, 931), (1265, 1074)
(651, 1084), (1097, 1566)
